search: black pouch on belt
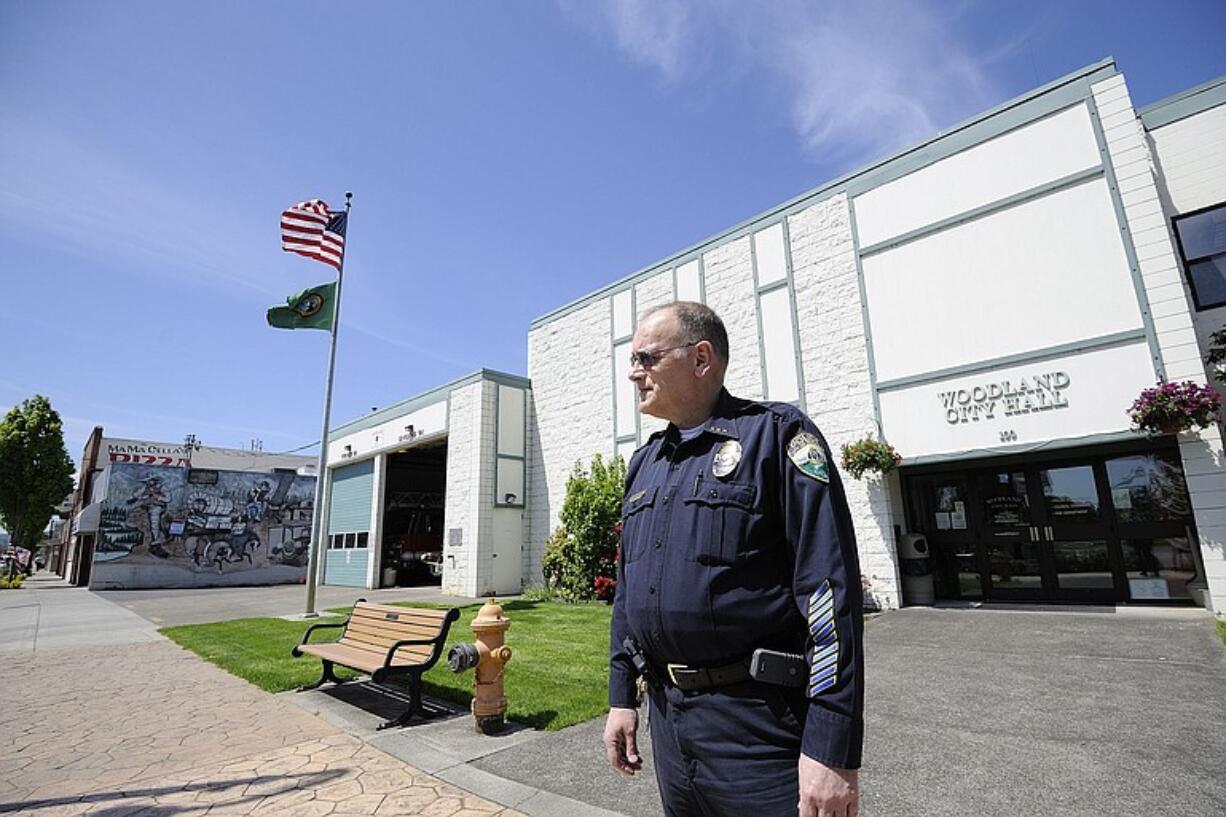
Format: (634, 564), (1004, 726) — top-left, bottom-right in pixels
(749, 648), (807, 688)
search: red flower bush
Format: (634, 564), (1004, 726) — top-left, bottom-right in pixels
(593, 575), (618, 602)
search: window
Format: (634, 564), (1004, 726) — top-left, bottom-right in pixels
(1173, 202), (1226, 310)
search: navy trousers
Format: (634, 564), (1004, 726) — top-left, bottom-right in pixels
(647, 680), (807, 817)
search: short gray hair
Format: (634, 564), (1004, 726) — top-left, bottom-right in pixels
(644, 301), (729, 364)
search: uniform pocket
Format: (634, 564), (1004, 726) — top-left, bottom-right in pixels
(620, 486), (658, 562)
(682, 481), (757, 565)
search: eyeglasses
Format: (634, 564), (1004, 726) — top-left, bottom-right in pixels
(629, 342), (698, 369)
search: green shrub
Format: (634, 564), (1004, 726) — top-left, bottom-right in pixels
(541, 453), (626, 602)
(0, 574), (23, 590)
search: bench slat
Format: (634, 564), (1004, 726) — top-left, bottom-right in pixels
(299, 641), (433, 671)
(352, 602), (453, 621)
(338, 639), (434, 663)
(348, 609), (454, 632)
(338, 630), (437, 658)
(345, 617), (449, 642)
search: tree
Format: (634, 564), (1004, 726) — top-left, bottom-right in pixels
(1205, 326), (1226, 385)
(0, 395), (75, 570)
(541, 453), (626, 601)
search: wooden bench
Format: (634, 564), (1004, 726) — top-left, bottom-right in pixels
(292, 599), (460, 729)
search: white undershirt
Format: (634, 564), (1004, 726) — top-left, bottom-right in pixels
(677, 424), (705, 442)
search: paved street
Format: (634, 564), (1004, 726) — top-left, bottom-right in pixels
(95, 582), (484, 628)
(0, 577), (525, 817)
(471, 605), (1226, 817)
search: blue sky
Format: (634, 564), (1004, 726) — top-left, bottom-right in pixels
(2, 0), (1225, 469)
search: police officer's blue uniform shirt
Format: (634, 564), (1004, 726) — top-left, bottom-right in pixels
(609, 389), (865, 769)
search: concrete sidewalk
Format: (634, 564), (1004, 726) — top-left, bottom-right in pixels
(0, 580), (527, 817)
(0, 572), (161, 654)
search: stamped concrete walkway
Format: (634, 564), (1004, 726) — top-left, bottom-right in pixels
(0, 577), (525, 817)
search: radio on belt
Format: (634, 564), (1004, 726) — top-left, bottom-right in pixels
(749, 648), (807, 688)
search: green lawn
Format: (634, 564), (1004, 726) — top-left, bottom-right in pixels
(160, 599), (613, 731)
(1217, 619), (1226, 649)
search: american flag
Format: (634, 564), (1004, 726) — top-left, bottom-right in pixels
(280, 199), (347, 269)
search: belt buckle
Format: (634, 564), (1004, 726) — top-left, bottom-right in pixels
(666, 663), (709, 689)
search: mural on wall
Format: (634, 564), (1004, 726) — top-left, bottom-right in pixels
(93, 463), (316, 588)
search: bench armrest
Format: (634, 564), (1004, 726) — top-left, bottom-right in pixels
(291, 621), (347, 656)
(383, 637), (445, 666)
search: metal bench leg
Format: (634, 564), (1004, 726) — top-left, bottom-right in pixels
(297, 660), (344, 692)
(377, 674), (438, 730)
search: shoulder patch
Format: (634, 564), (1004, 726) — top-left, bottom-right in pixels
(787, 431), (829, 483)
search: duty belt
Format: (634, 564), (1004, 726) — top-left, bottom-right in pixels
(656, 657), (752, 692)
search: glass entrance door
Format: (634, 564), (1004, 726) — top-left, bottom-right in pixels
(1033, 463), (1120, 602)
(976, 469), (1046, 599)
(912, 475), (981, 600)
(906, 444), (1199, 605)
(977, 462), (1122, 601)
(1103, 451), (1199, 602)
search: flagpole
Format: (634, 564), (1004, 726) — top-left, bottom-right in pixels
(303, 191), (352, 617)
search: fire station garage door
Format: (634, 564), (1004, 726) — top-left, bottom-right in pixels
(324, 459), (374, 587)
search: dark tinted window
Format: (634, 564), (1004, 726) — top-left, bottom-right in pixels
(1174, 203), (1226, 309)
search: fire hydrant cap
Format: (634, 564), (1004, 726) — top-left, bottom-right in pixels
(471, 598), (510, 633)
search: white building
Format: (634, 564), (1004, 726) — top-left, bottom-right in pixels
(316, 370), (529, 597)
(324, 60), (1226, 613)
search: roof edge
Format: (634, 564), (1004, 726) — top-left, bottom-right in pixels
(1139, 73), (1226, 130)
(329, 368), (529, 438)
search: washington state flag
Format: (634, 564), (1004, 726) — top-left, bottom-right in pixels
(266, 282), (336, 331)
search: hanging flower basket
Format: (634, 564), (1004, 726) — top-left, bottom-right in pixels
(839, 436), (902, 480)
(1128, 380), (1222, 435)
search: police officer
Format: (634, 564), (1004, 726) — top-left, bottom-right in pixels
(603, 302), (863, 817)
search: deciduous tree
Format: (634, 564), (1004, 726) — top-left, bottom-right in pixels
(0, 395), (74, 569)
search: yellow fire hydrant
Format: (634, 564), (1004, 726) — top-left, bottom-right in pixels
(446, 598), (512, 734)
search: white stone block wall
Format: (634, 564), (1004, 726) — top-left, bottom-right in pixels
(635, 269), (678, 440)
(526, 198), (900, 611)
(1146, 104), (1226, 459)
(703, 235), (764, 399)
(443, 381), (492, 597)
(526, 300), (615, 587)
(789, 195), (902, 610)
(1093, 75), (1226, 613)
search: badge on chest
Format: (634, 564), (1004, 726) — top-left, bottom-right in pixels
(711, 440), (742, 479)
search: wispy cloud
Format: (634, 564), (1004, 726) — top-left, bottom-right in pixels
(559, 0), (697, 83)
(0, 376), (303, 444)
(0, 117), (285, 299)
(0, 117), (464, 365)
(559, 0), (1007, 166)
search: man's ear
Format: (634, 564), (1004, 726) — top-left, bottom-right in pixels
(693, 340), (714, 377)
